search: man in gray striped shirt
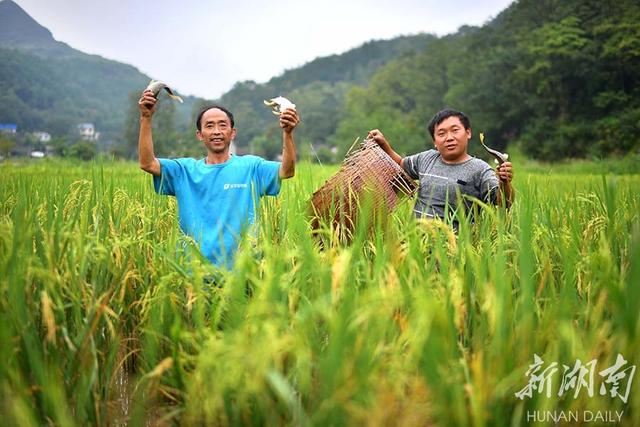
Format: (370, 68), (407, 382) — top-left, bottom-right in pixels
(368, 109), (514, 230)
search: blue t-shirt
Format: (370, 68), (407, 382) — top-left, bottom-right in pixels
(153, 155), (281, 268)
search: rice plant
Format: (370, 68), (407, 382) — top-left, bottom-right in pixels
(1, 159), (638, 426)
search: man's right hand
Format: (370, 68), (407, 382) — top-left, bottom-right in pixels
(367, 129), (389, 149)
(139, 90), (157, 118)
(367, 128), (404, 168)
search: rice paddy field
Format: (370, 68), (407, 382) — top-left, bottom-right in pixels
(1, 159), (639, 426)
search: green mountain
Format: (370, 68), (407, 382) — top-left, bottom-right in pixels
(0, 0), (67, 54)
(331, 0), (640, 160)
(214, 34), (435, 156)
(6, 0), (633, 162)
(0, 0), (435, 160)
(0, 0), (201, 146)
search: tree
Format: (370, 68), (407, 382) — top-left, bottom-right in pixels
(250, 124), (282, 160)
(0, 134), (15, 157)
(118, 91), (181, 159)
(328, 0), (640, 161)
(118, 91), (141, 159)
(68, 140), (96, 160)
(152, 96), (178, 157)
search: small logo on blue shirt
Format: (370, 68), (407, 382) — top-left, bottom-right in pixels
(224, 183), (248, 190)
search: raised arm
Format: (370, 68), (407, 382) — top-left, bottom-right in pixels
(367, 129), (404, 168)
(278, 108), (300, 179)
(138, 90), (161, 176)
(495, 161), (515, 208)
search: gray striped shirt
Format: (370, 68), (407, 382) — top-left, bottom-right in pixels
(403, 149), (499, 228)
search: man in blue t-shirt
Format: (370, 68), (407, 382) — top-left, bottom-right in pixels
(137, 89), (300, 268)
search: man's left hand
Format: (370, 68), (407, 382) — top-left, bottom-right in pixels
(496, 161), (514, 183)
(279, 108), (300, 133)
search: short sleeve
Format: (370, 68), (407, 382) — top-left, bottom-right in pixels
(478, 165), (500, 204)
(153, 158), (183, 196)
(255, 159), (281, 196)
(402, 154), (421, 180)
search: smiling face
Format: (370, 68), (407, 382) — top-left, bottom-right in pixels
(196, 108), (237, 155)
(432, 116), (472, 164)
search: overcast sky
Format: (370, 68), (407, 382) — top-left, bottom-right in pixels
(13, 0), (514, 100)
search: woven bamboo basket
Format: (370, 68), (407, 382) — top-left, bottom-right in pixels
(309, 138), (417, 241)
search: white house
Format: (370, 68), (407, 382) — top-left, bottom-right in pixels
(33, 131), (51, 143)
(77, 123), (99, 141)
(0, 123), (17, 133)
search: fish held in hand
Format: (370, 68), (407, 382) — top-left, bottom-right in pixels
(145, 80), (183, 103)
(479, 132), (508, 165)
(263, 96), (296, 115)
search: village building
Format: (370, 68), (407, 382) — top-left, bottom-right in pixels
(0, 123), (18, 133)
(77, 123), (100, 141)
(32, 131), (51, 143)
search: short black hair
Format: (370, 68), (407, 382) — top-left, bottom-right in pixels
(427, 109), (471, 139)
(196, 105), (235, 130)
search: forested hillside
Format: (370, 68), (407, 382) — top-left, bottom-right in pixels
(0, 0), (201, 153)
(212, 35), (435, 157)
(0, 0), (433, 159)
(331, 0), (640, 160)
(118, 34), (435, 159)
(2, 0), (638, 161)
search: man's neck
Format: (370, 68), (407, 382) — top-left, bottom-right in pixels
(440, 153), (471, 164)
(206, 151), (231, 164)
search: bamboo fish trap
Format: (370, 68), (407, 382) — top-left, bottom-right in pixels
(309, 138), (417, 242)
